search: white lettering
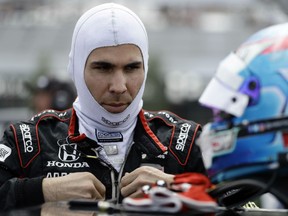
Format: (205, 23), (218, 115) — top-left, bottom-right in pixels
(46, 172), (68, 178)
(157, 154), (165, 159)
(46, 161), (90, 168)
(102, 114), (130, 126)
(19, 124), (33, 153)
(175, 123), (191, 151)
(47, 161), (56, 166)
(58, 112), (67, 118)
(158, 111), (177, 124)
(144, 112), (154, 118)
(31, 110), (67, 121)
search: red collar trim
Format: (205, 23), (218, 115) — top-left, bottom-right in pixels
(139, 109), (167, 152)
(68, 108), (86, 142)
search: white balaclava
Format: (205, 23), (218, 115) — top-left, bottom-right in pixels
(67, 3), (148, 170)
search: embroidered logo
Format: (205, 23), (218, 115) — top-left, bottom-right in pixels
(175, 123), (191, 151)
(103, 145), (118, 155)
(0, 144), (11, 162)
(95, 129), (123, 143)
(58, 143), (80, 162)
(158, 111), (178, 124)
(101, 114), (130, 127)
(19, 124), (33, 153)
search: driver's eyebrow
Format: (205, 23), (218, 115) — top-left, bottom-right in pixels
(125, 61), (143, 68)
(89, 60), (143, 68)
(90, 61), (114, 68)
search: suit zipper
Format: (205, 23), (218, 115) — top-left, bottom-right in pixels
(110, 170), (118, 201)
(114, 141), (135, 203)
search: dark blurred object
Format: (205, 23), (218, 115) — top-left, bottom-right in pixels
(170, 100), (213, 126)
(25, 76), (77, 112)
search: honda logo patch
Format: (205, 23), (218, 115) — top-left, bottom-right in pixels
(58, 143), (80, 162)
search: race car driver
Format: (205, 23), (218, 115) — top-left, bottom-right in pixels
(0, 3), (206, 210)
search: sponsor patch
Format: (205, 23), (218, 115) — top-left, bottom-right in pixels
(175, 123), (191, 151)
(30, 109), (68, 121)
(95, 129), (123, 143)
(103, 145), (118, 155)
(13, 123), (39, 168)
(19, 124), (34, 153)
(158, 111), (178, 124)
(58, 143), (80, 162)
(46, 172), (68, 178)
(101, 114), (130, 127)
(46, 160), (89, 168)
(170, 123), (195, 165)
(0, 144), (11, 162)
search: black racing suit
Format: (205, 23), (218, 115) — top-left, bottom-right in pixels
(0, 108), (206, 210)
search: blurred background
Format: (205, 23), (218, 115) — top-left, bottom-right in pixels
(0, 0), (288, 135)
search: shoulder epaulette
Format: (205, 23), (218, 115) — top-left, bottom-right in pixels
(29, 109), (72, 123)
(10, 109), (72, 168)
(143, 110), (201, 166)
(10, 121), (40, 168)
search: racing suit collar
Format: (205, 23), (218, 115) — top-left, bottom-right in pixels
(68, 108), (167, 155)
(68, 108), (86, 143)
(134, 110), (168, 156)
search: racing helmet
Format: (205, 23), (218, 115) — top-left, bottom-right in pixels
(197, 23), (288, 184)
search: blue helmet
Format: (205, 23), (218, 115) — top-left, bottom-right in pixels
(197, 23), (288, 184)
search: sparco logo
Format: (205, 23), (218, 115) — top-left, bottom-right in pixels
(175, 123), (191, 151)
(102, 114), (130, 127)
(19, 124), (33, 153)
